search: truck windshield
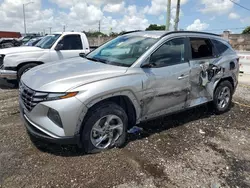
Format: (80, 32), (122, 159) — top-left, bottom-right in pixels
(35, 34), (61, 49)
(86, 35), (158, 67)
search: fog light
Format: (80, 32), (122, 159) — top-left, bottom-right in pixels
(47, 108), (63, 128)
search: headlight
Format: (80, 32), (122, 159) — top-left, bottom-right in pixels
(46, 92), (78, 101)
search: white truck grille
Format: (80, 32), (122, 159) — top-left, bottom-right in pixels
(0, 55), (4, 68)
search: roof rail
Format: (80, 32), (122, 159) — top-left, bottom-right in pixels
(161, 31), (220, 38)
(121, 30), (142, 35)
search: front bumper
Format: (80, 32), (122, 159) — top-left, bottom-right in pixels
(0, 67), (17, 80)
(20, 107), (80, 145)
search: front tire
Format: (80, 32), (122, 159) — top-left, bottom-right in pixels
(213, 80), (233, 114)
(17, 63), (38, 82)
(81, 102), (128, 154)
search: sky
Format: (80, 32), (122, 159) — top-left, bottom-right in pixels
(0, 0), (250, 34)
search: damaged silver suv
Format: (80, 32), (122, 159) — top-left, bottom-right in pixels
(19, 31), (239, 153)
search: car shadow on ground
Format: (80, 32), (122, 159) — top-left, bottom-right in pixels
(30, 103), (220, 157)
(0, 79), (18, 89)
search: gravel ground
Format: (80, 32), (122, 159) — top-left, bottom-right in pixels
(0, 79), (250, 188)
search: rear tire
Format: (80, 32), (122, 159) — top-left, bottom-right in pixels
(213, 80), (233, 114)
(17, 63), (38, 82)
(81, 102), (128, 154)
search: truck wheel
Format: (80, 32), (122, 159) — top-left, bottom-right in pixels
(213, 80), (233, 114)
(81, 102), (128, 154)
(17, 63), (38, 82)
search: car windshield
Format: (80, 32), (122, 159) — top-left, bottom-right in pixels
(35, 34), (61, 49)
(86, 35), (158, 67)
(22, 37), (31, 43)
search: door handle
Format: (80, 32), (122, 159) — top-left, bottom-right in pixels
(178, 74), (189, 80)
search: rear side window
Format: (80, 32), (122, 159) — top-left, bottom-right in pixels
(190, 38), (213, 59)
(211, 39), (233, 55)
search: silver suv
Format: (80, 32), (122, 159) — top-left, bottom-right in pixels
(19, 31), (239, 153)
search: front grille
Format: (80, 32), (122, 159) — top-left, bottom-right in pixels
(0, 55), (4, 68)
(19, 82), (48, 111)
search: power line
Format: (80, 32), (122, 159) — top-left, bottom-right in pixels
(229, 0), (250, 12)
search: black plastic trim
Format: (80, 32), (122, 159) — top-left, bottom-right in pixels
(4, 66), (17, 71)
(161, 31), (220, 38)
(21, 110), (80, 145)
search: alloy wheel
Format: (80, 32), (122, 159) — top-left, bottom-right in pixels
(90, 115), (124, 149)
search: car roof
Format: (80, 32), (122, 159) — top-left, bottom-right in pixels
(123, 30), (221, 39)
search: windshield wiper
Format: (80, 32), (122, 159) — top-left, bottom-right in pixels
(85, 57), (107, 64)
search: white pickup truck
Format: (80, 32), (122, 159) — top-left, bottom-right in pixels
(0, 32), (92, 82)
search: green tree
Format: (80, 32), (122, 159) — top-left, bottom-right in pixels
(82, 31), (107, 37)
(242, 26), (250, 34)
(109, 32), (119, 37)
(146, 24), (166, 31)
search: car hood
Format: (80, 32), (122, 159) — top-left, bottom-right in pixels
(0, 46), (43, 55)
(21, 57), (128, 92)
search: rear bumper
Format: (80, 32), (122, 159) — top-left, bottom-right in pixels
(20, 107), (80, 145)
(0, 67), (17, 80)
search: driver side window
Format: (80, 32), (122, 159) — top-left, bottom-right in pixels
(150, 38), (185, 68)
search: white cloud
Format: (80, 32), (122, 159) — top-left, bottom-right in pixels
(103, 1), (125, 13)
(200, 0), (236, 14)
(68, 2), (103, 24)
(240, 17), (250, 24)
(0, 0), (149, 34)
(113, 5), (149, 32)
(144, 0), (188, 15)
(0, 0), (54, 33)
(210, 16), (216, 21)
(159, 15), (164, 21)
(229, 12), (240, 19)
(49, 0), (124, 8)
(186, 19), (209, 31)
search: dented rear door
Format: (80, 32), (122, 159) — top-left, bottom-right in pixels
(187, 37), (221, 107)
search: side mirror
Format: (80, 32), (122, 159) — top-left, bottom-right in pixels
(141, 57), (157, 68)
(79, 53), (86, 58)
(141, 63), (153, 68)
(55, 43), (63, 51)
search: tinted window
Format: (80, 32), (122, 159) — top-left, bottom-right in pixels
(190, 38), (213, 59)
(211, 39), (232, 55)
(150, 38), (185, 67)
(60, 35), (83, 50)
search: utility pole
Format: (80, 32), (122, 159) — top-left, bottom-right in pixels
(49, 27), (52, 34)
(23, 2), (34, 35)
(174, 0), (181, 31)
(98, 20), (101, 32)
(23, 4), (26, 35)
(63, 25), (65, 32)
(165, 0), (171, 31)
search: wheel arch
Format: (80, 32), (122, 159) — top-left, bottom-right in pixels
(214, 76), (235, 95)
(17, 61), (44, 71)
(88, 95), (137, 129)
(76, 91), (141, 137)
